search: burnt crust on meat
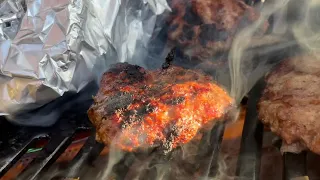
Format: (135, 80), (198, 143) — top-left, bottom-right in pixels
(108, 63), (147, 84)
(166, 0), (269, 60)
(104, 92), (133, 115)
(258, 54), (320, 155)
(88, 62), (233, 152)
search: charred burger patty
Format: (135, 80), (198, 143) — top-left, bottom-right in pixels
(258, 54), (320, 154)
(167, 0), (269, 59)
(88, 63), (233, 152)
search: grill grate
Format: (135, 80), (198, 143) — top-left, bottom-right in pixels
(0, 76), (310, 180)
(0, 76), (310, 179)
(0, 83), (309, 180)
(0, 117), (105, 180)
(0, 95), (102, 180)
(0, 55), (310, 180)
(0, 103), (228, 180)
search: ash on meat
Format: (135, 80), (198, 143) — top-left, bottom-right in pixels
(138, 103), (157, 114)
(104, 92), (133, 115)
(164, 96), (186, 105)
(161, 124), (181, 154)
(121, 110), (143, 129)
(120, 103), (157, 129)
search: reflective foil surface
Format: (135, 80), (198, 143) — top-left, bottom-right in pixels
(0, 0), (170, 125)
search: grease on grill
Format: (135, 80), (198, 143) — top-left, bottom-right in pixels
(164, 96), (185, 105)
(104, 92), (133, 115)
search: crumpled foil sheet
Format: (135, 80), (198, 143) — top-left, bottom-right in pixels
(0, 0), (171, 125)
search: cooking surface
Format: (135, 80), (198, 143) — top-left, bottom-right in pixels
(1, 0), (319, 179)
(1, 95), (320, 180)
(0, 106), (310, 180)
(0, 50), (314, 180)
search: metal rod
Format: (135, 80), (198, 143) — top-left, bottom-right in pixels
(283, 152), (307, 180)
(61, 133), (104, 178)
(235, 79), (265, 180)
(16, 132), (76, 180)
(0, 134), (47, 178)
(197, 121), (226, 177)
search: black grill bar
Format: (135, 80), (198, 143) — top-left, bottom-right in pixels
(16, 131), (76, 180)
(283, 152), (307, 180)
(58, 133), (105, 178)
(236, 79), (264, 180)
(197, 121), (226, 177)
(0, 134), (47, 177)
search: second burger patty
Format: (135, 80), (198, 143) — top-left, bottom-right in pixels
(167, 0), (269, 59)
(88, 63), (233, 153)
(258, 54), (320, 154)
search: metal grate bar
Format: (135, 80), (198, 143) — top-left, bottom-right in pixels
(16, 132), (76, 180)
(197, 121), (226, 177)
(58, 133), (105, 178)
(69, 134), (104, 166)
(0, 134), (47, 177)
(236, 79), (265, 180)
(283, 152), (307, 180)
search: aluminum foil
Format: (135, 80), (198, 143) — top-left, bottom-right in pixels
(0, 0), (171, 125)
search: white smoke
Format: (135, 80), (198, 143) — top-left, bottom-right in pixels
(229, 0), (291, 103)
(86, 0), (320, 180)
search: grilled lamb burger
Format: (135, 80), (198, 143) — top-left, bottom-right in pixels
(166, 0), (269, 59)
(258, 54), (320, 154)
(88, 63), (233, 153)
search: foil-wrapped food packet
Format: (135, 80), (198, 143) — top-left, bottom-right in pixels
(0, 0), (171, 126)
